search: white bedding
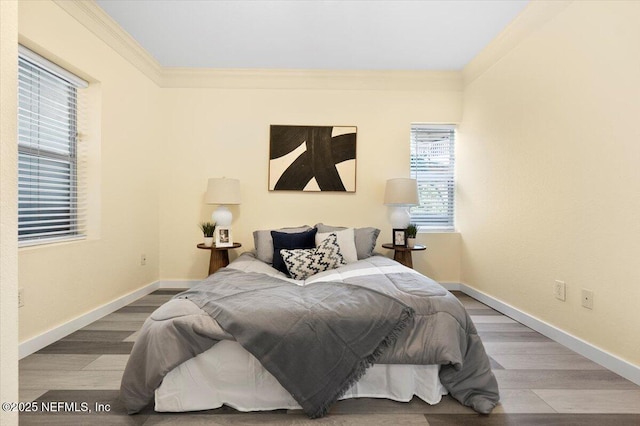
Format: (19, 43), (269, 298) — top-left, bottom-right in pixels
(155, 340), (447, 412)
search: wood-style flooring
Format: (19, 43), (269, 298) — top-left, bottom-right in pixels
(19, 290), (640, 425)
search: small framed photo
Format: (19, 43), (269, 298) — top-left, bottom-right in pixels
(393, 228), (407, 247)
(215, 226), (233, 248)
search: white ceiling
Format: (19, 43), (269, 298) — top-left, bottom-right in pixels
(95, 0), (529, 70)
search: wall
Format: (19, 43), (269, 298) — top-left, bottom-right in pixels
(17, 0), (162, 342)
(458, 0), (640, 366)
(1, 1), (19, 423)
(159, 80), (462, 282)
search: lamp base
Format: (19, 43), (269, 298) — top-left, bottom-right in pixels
(389, 206), (410, 229)
(212, 205), (232, 226)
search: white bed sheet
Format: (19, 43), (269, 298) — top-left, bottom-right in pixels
(155, 340), (448, 412)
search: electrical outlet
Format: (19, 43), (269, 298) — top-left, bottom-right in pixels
(581, 289), (594, 309)
(18, 288), (25, 308)
(553, 280), (566, 301)
(140, 254), (147, 266)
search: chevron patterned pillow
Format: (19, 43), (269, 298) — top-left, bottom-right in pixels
(281, 233), (346, 280)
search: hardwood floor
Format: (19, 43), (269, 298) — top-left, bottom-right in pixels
(19, 290), (640, 425)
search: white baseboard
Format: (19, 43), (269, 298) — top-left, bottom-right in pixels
(442, 282), (640, 387)
(18, 280), (196, 359)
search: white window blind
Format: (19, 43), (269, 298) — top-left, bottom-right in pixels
(409, 124), (456, 230)
(18, 46), (88, 245)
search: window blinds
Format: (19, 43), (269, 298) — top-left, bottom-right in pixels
(409, 124), (456, 230)
(17, 46), (88, 245)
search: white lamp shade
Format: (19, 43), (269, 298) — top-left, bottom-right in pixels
(206, 178), (241, 205)
(383, 178), (418, 206)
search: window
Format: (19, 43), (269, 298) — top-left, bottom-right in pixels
(409, 124), (456, 231)
(18, 46), (88, 245)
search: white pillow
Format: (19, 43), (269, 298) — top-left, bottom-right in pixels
(315, 227), (358, 264)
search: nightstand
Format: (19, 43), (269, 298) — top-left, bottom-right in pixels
(381, 243), (426, 269)
(197, 243), (242, 276)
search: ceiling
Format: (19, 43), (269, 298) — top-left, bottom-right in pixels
(95, 0), (529, 71)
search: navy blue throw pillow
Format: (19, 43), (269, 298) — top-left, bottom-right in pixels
(271, 228), (318, 275)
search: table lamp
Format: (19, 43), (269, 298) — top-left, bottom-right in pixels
(205, 177), (241, 226)
(383, 178), (418, 228)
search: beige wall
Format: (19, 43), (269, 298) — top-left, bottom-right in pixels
(159, 85), (462, 281)
(458, 1), (640, 365)
(17, 0), (162, 341)
(1, 1), (19, 423)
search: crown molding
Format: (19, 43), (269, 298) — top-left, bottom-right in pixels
(54, 0), (163, 85)
(463, 0), (573, 87)
(53, 1), (462, 91)
(161, 68), (462, 91)
(54, 0), (573, 91)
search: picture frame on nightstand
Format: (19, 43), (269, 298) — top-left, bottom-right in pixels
(215, 226), (233, 247)
(393, 228), (407, 247)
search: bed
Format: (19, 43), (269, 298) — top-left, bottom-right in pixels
(120, 224), (499, 418)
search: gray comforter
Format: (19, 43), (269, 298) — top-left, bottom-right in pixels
(120, 253), (499, 416)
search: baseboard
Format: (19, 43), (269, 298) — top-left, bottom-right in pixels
(19, 279), (202, 358)
(442, 282), (640, 387)
(441, 282), (463, 291)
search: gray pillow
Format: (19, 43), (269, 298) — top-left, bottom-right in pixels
(315, 223), (380, 260)
(253, 225), (312, 264)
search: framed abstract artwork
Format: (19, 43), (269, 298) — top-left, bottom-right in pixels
(269, 125), (357, 192)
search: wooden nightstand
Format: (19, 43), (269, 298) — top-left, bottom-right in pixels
(382, 243), (426, 269)
(197, 243), (242, 276)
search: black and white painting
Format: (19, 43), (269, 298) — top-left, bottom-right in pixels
(269, 125), (357, 192)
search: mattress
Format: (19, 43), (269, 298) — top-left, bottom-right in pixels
(155, 339), (447, 412)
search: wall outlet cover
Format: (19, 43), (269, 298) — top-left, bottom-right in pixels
(554, 280), (566, 301)
(581, 289), (594, 309)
